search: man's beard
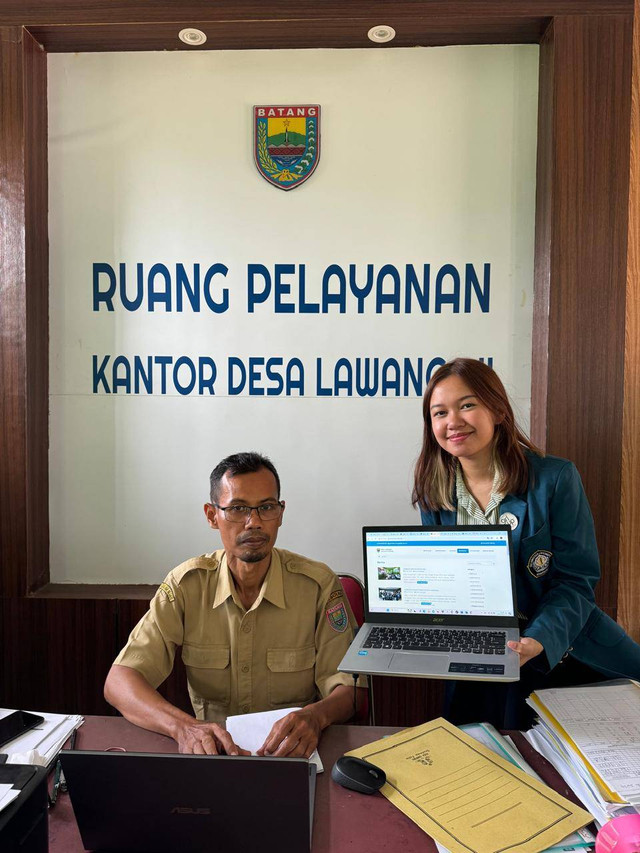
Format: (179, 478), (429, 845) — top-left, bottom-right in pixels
(236, 535), (270, 563)
(238, 547), (269, 563)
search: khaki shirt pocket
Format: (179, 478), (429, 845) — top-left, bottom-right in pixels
(181, 644), (231, 712)
(267, 645), (316, 707)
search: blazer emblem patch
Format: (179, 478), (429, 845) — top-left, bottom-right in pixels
(527, 550), (552, 578)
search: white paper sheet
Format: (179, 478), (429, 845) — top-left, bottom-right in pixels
(0, 783), (21, 814)
(226, 708), (323, 772)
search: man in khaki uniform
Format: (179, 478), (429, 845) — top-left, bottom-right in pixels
(104, 452), (366, 757)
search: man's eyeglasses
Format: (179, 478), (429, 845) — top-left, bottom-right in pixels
(214, 502), (284, 523)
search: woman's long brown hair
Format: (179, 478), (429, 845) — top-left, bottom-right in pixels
(412, 358), (542, 511)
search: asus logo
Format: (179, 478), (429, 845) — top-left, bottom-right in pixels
(171, 807), (211, 815)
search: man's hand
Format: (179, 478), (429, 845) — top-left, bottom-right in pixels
(175, 720), (251, 756)
(256, 708), (321, 758)
(507, 636), (544, 667)
(104, 665), (251, 757)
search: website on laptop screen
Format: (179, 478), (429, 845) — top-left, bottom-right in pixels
(365, 529), (514, 618)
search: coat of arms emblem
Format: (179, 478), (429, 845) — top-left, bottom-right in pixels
(254, 105), (320, 191)
(326, 601), (348, 633)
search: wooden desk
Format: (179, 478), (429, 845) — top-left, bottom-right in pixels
(47, 718), (582, 853)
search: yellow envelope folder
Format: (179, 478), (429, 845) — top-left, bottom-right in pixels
(348, 718), (593, 853)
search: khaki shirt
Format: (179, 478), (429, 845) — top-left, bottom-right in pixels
(114, 548), (362, 723)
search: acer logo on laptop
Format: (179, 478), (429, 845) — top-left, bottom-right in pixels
(171, 807), (211, 815)
(432, 617), (444, 623)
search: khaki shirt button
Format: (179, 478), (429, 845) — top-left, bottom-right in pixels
(242, 664), (250, 673)
(242, 704), (250, 713)
(242, 624), (252, 633)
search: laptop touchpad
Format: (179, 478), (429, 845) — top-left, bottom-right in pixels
(388, 653), (448, 675)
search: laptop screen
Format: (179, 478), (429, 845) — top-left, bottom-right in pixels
(363, 526), (515, 620)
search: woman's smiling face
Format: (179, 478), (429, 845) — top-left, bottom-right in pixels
(429, 374), (499, 468)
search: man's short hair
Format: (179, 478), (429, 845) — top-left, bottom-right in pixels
(209, 452), (281, 503)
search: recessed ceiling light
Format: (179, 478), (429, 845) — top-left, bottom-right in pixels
(367, 25), (396, 44)
(178, 28), (207, 46)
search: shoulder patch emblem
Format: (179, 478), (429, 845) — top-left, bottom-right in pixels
(326, 601), (349, 633)
(527, 550), (552, 578)
(328, 589), (343, 603)
(159, 582), (175, 602)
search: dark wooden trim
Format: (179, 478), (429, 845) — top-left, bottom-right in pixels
(0, 0), (633, 54)
(0, 27), (48, 597)
(532, 14), (633, 613)
(24, 29), (49, 594)
(0, 1), (633, 29)
(0, 27), (27, 599)
(531, 20), (554, 451)
(33, 583), (158, 600)
(26, 18), (547, 53)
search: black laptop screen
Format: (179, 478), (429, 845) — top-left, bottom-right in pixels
(363, 526), (515, 620)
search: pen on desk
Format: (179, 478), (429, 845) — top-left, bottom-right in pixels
(49, 760), (62, 807)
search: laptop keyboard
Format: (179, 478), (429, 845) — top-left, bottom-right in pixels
(363, 626), (506, 654)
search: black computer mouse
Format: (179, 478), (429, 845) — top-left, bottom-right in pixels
(331, 756), (386, 794)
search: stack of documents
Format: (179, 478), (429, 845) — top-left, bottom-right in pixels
(347, 717), (592, 853)
(524, 679), (640, 827)
(0, 708), (83, 767)
(460, 723), (595, 853)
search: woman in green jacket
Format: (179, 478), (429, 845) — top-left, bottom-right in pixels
(413, 357), (640, 727)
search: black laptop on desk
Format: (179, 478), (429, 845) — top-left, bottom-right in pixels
(60, 750), (316, 853)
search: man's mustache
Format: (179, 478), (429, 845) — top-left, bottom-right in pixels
(238, 534), (269, 544)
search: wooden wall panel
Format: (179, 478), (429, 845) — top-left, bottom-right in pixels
(0, 598), (117, 714)
(0, 596), (193, 717)
(531, 15), (633, 614)
(371, 677), (445, 727)
(0, 28), (29, 598)
(619, 0), (640, 643)
(0, 28), (48, 597)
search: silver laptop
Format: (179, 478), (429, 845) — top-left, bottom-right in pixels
(339, 525), (520, 682)
(61, 750), (316, 853)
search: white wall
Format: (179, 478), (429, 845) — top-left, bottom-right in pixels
(48, 45), (539, 583)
